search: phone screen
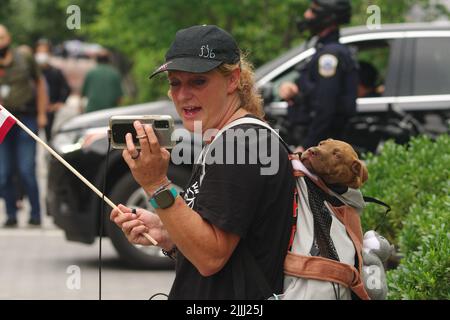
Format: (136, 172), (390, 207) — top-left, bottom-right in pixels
(110, 119), (172, 148)
(111, 123), (139, 145)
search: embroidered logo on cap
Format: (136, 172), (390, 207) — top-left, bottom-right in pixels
(199, 45), (215, 59)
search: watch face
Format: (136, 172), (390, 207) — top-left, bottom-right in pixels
(155, 189), (175, 208)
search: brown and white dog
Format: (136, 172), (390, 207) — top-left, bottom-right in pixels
(300, 139), (368, 189)
(282, 139), (372, 300)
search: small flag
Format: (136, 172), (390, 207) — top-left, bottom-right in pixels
(0, 105), (16, 144)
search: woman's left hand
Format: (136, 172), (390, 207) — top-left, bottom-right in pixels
(123, 121), (171, 194)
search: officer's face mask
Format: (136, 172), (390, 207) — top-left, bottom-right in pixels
(296, 17), (324, 35)
(297, 5), (329, 35)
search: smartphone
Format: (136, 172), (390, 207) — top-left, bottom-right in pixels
(109, 115), (176, 149)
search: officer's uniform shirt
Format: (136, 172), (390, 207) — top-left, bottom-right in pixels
(292, 29), (358, 149)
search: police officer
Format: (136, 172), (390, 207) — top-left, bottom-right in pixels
(279, 0), (357, 151)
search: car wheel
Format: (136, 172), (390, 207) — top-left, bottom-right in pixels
(106, 165), (190, 269)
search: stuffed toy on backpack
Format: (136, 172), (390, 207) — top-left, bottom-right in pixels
(362, 230), (394, 300)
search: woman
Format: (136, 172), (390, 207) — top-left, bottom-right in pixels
(111, 25), (295, 299)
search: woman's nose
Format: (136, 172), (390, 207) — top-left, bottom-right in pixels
(176, 85), (193, 101)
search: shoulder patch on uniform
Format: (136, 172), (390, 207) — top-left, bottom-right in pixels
(318, 54), (338, 78)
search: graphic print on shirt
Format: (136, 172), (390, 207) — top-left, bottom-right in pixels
(184, 180), (200, 209)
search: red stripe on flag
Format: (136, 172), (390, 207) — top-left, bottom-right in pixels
(0, 108), (16, 144)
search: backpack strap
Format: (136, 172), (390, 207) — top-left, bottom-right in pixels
(284, 252), (370, 300)
(208, 117), (292, 153)
(363, 196), (392, 231)
(197, 116), (292, 186)
(363, 196), (391, 212)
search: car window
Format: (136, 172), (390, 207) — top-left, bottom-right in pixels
(413, 38), (450, 96)
(353, 40), (391, 97)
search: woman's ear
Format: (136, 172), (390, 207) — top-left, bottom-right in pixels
(167, 89), (173, 100)
(227, 67), (241, 94)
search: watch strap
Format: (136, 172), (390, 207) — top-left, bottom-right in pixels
(149, 187), (178, 209)
(149, 180), (172, 198)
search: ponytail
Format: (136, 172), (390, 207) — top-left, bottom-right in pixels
(217, 56), (265, 119)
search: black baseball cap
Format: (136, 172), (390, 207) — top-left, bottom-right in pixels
(149, 25), (240, 78)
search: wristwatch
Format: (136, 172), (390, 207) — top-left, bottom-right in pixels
(149, 187), (178, 209)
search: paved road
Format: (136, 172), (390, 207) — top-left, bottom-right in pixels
(0, 125), (175, 300)
(0, 227), (174, 300)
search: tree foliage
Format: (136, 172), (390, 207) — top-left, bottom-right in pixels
(0, 0), (99, 45)
(1, 0), (448, 102)
(84, 0), (446, 102)
(83, 0), (310, 102)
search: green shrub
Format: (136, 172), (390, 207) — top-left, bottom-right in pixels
(360, 134), (450, 299)
(361, 134), (450, 245)
(387, 220), (450, 299)
(399, 194), (450, 256)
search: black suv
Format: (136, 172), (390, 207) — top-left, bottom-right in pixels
(47, 22), (450, 268)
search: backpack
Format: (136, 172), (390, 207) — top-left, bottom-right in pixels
(198, 116), (389, 300)
(0, 49), (37, 112)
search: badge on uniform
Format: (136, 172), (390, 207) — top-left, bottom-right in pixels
(318, 54), (338, 78)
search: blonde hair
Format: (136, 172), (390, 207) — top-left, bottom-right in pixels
(217, 56), (265, 119)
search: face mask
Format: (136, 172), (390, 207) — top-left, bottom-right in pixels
(297, 17), (324, 35)
(297, 5), (332, 36)
(0, 45), (10, 58)
(35, 52), (50, 65)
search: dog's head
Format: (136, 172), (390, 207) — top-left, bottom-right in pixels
(300, 139), (368, 189)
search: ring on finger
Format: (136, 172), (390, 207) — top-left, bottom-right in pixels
(136, 134), (147, 139)
(131, 150), (140, 160)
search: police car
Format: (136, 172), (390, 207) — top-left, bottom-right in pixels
(48, 22), (450, 268)
(259, 22), (450, 153)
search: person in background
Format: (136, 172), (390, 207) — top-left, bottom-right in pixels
(81, 49), (123, 113)
(357, 60), (381, 98)
(278, 0), (357, 152)
(35, 39), (71, 142)
(0, 25), (48, 227)
(12, 45), (34, 210)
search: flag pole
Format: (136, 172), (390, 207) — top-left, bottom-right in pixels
(9, 111), (158, 245)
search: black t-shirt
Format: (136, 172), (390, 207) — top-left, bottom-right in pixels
(169, 116), (295, 300)
(42, 66), (70, 104)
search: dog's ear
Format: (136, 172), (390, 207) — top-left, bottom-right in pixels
(351, 160), (368, 188)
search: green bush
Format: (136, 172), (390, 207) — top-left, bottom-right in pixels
(360, 134), (450, 299)
(387, 194), (450, 299)
(399, 194), (450, 256)
(361, 135), (450, 245)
